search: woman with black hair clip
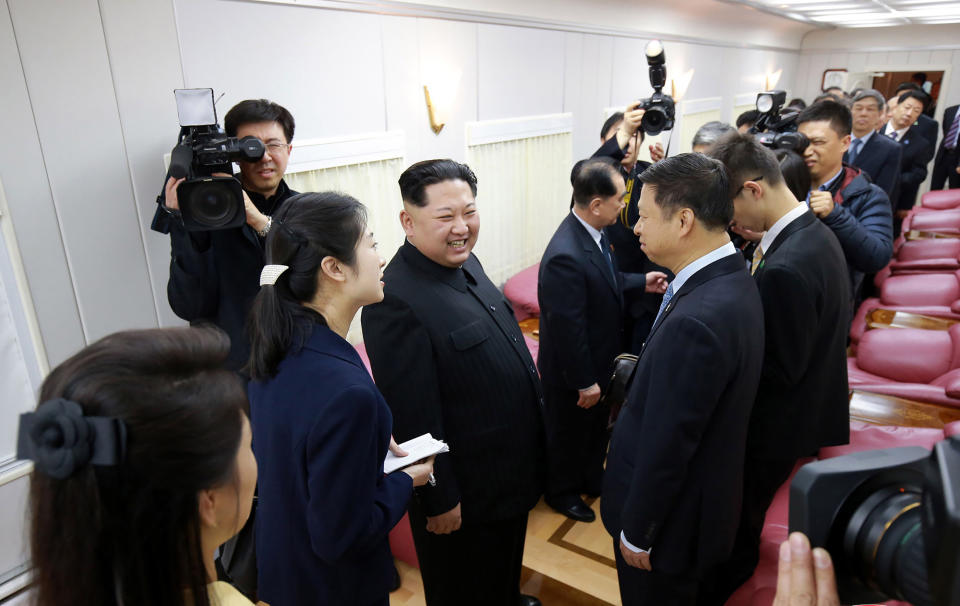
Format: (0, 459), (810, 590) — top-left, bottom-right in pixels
(18, 326), (258, 606)
(246, 191), (434, 606)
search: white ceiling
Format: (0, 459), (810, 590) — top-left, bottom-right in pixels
(720, 0), (960, 28)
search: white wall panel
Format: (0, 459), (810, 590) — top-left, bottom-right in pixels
(100, 0), (185, 328)
(8, 0), (156, 343)
(477, 25), (565, 121)
(0, 0), (85, 367)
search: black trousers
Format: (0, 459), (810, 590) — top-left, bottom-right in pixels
(931, 146), (960, 191)
(408, 500), (528, 606)
(697, 456), (797, 606)
(544, 391), (610, 499)
(613, 538), (699, 606)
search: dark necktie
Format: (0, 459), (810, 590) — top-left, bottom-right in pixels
(848, 138), (863, 163)
(599, 233), (616, 283)
(887, 130), (899, 141)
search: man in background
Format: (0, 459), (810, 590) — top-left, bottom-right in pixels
(152, 98), (298, 372)
(884, 90), (936, 221)
(931, 100), (960, 191)
(844, 89), (902, 200)
(538, 158), (666, 522)
(797, 101), (892, 308)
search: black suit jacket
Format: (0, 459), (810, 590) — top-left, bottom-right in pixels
(537, 213), (645, 392)
(890, 123), (935, 211)
(747, 211), (851, 461)
(360, 241), (544, 524)
(601, 251), (764, 576)
(918, 113), (939, 149)
(844, 132), (902, 201)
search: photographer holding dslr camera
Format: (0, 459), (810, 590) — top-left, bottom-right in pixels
(591, 40), (675, 349)
(152, 93), (298, 373)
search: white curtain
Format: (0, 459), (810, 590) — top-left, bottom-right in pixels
(285, 158), (407, 343)
(466, 132), (572, 286)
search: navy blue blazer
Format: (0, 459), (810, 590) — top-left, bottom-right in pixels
(538, 212), (646, 392)
(249, 323), (412, 606)
(844, 132), (902, 201)
(601, 252), (764, 576)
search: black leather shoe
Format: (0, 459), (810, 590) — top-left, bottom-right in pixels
(518, 594), (542, 606)
(546, 496), (596, 522)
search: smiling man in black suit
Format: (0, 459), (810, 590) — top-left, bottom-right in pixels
(702, 132), (852, 605)
(600, 154), (764, 605)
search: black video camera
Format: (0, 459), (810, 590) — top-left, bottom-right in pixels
(751, 90), (808, 154)
(638, 40), (675, 137)
(790, 437), (960, 606)
(167, 89), (264, 231)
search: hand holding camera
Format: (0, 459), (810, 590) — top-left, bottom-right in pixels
(164, 173), (269, 234)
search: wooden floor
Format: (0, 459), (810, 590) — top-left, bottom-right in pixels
(390, 497), (621, 606)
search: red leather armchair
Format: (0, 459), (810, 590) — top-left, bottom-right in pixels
(847, 325), (960, 407)
(919, 188), (960, 211)
(853, 271), (960, 343)
(503, 263), (540, 322)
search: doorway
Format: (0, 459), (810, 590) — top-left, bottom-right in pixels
(873, 70), (945, 115)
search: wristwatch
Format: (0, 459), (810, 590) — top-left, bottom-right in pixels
(257, 216), (272, 238)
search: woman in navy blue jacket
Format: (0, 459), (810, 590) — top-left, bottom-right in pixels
(246, 192), (434, 606)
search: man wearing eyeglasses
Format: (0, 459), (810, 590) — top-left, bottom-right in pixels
(152, 98), (298, 373)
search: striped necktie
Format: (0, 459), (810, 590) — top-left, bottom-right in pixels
(751, 246), (764, 275)
(946, 112), (960, 150)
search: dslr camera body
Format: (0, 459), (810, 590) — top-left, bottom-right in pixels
(751, 90), (808, 154)
(791, 437), (960, 606)
(167, 89), (265, 231)
(637, 40), (675, 137)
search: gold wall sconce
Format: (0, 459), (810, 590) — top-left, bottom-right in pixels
(765, 69), (783, 91)
(424, 85), (445, 135)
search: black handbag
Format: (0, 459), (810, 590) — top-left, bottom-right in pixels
(601, 353), (638, 429)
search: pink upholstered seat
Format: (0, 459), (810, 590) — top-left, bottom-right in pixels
(920, 188), (960, 211)
(503, 263), (540, 321)
(903, 208), (960, 234)
(846, 326), (960, 407)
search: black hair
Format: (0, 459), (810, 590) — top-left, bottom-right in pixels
(224, 99), (296, 143)
(911, 72), (927, 83)
(736, 110), (761, 129)
(639, 153), (732, 231)
(787, 98), (807, 110)
(797, 100), (853, 137)
(707, 131), (785, 198)
(601, 112), (624, 140)
(29, 326), (247, 606)
(572, 157), (621, 208)
(824, 86), (847, 98)
(246, 192), (368, 379)
(398, 159), (478, 207)
(895, 82), (921, 93)
(773, 149), (812, 201)
(897, 89), (930, 111)
(814, 92), (849, 106)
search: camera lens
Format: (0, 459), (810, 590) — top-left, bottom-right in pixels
(642, 108), (666, 136)
(187, 181), (241, 228)
(842, 485), (932, 606)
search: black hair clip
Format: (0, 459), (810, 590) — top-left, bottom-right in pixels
(17, 398), (127, 479)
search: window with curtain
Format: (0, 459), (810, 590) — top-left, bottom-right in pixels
(466, 132), (572, 286)
(284, 157), (407, 343)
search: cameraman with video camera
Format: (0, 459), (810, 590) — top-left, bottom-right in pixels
(152, 98), (298, 373)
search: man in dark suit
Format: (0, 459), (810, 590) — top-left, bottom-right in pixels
(600, 154), (765, 605)
(845, 89), (902, 200)
(538, 158), (667, 522)
(702, 132), (852, 604)
(361, 159), (543, 606)
(883, 90), (936, 216)
(931, 103), (960, 190)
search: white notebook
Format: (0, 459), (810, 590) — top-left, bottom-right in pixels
(383, 433), (450, 474)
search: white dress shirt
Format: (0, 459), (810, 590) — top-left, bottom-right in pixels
(758, 204), (808, 255)
(571, 209), (604, 254)
(884, 122), (909, 142)
(620, 240), (738, 555)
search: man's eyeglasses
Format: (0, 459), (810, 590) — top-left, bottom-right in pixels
(734, 175), (764, 197)
(263, 141), (289, 155)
